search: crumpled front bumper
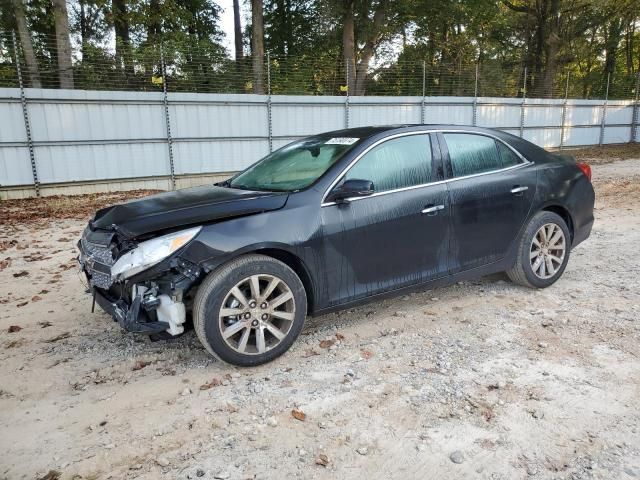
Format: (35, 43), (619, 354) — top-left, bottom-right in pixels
(92, 286), (170, 334)
(78, 231), (175, 335)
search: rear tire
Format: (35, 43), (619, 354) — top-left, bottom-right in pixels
(193, 254), (307, 366)
(507, 211), (571, 289)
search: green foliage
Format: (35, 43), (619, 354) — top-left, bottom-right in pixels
(0, 0), (639, 97)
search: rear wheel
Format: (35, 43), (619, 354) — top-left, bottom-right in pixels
(506, 211), (571, 288)
(193, 254), (307, 366)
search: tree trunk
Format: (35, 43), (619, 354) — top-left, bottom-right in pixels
(12, 0), (41, 88)
(624, 22), (634, 75)
(342, 0), (356, 94)
(113, 0), (132, 73)
(603, 18), (623, 91)
(233, 0), (244, 60)
(148, 0), (161, 39)
(541, 0), (559, 98)
(52, 0), (74, 89)
(354, 2), (386, 95)
(251, 0), (265, 94)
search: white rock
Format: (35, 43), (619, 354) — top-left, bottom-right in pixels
(266, 416), (278, 427)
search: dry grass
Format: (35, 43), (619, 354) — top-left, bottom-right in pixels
(559, 143), (640, 165)
(0, 190), (161, 226)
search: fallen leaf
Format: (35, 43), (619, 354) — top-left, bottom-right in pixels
(335, 332), (345, 341)
(291, 409), (306, 421)
(39, 321), (53, 328)
(6, 339), (27, 348)
(31, 295), (42, 302)
(200, 378), (221, 390)
(37, 470), (60, 480)
(319, 339), (335, 349)
(360, 349), (374, 360)
(16, 301), (28, 308)
(303, 349), (320, 357)
(39, 289), (50, 295)
(44, 332), (71, 343)
(132, 360), (149, 371)
(13, 270), (29, 278)
(8, 325), (22, 333)
(0, 258), (11, 270)
(315, 454), (330, 466)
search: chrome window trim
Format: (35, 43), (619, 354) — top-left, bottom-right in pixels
(321, 129), (532, 207)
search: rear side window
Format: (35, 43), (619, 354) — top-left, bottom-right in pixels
(496, 141), (521, 168)
(444, 133), (522, 177)
(344, 134), (433, 193)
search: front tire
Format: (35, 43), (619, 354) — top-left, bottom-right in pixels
(193, 254), (307, 366)
(507, 211), (571, 288)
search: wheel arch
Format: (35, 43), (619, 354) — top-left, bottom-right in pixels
(540, 204), (574, 243)
(251, 248), (315, 315)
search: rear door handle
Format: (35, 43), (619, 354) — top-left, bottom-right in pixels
(510, 185), (529, 195)
(421, 204), (445, 215)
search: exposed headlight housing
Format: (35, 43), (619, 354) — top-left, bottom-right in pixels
(111, 226), (201, 281)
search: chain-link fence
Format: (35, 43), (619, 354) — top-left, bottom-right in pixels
(2, 31), (640, 100)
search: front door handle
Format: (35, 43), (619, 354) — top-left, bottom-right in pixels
(510, 185), (529, 195)
(421, 204), (445, 215)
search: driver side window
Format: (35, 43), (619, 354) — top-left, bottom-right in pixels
(343, 134), (433, 193)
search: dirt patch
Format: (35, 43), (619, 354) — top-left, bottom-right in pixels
(561, 143), (640, 165)
(0, 161), (639, 480)
(0, 190), (161, 227)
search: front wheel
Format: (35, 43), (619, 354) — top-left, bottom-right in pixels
(506, 211), (571, 289)
(193, 254), (307, 366)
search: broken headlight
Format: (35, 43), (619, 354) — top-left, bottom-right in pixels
(111, 226), (201, 281)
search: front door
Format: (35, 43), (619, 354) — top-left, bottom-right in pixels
(320, 133), (451, 307)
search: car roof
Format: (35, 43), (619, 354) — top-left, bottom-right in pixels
(318, 124), (550, 161)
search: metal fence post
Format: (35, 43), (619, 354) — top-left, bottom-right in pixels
(267, 53), (273, 153)
(344, 59), (350, 128)
(472, 63), (479, 126)
(599, 72), (610, 146)
(559, 72), (570, 150)
(421, 61), (426, 124)
(12, 31), (40, 197)
(519, 67), (527, 138)
(159, 44), (176, 190)
(631, 73), (640, 143)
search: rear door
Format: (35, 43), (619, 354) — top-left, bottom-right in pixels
(439, 132), (536, 273)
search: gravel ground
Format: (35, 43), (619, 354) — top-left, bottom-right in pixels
(0, 159), (639, 480)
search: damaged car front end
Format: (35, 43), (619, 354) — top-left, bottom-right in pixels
(78, 225), (201, 337)
(77, 182), (291, 342)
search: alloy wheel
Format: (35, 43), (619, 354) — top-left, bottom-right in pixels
(218, 274), (295, 355)
(530, 223), (566, 279)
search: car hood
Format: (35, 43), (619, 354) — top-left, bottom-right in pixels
(90, 185), (289, 239)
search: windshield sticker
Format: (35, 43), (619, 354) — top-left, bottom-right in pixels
(325, 137), (359, 145)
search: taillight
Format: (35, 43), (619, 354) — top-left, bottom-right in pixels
(577, 162), (591, 182)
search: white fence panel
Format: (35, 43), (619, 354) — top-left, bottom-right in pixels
(0, 87), (637, 196)
(0, 146), (33, 186)
(173, 139), (269, 175)
(477, 98), (521, 128)
(35, 142), (170, 183)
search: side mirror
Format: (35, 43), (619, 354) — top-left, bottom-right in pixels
(326, 179), (374, 203)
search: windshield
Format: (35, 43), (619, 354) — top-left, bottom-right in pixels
(229, 136), (359, 192)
